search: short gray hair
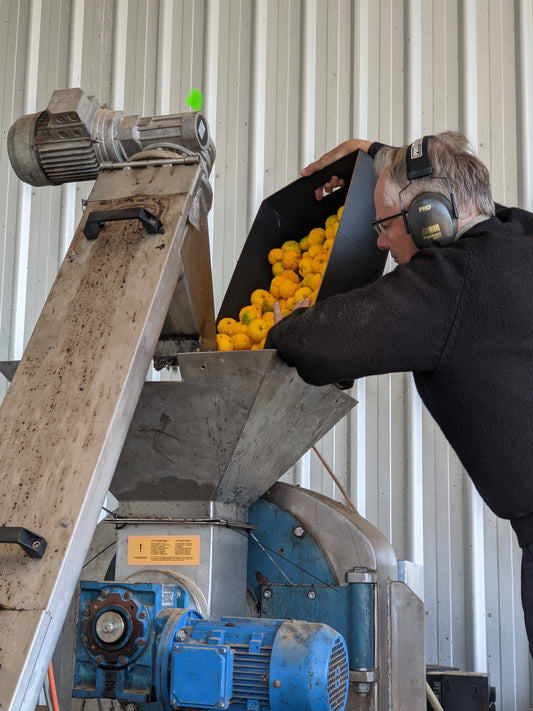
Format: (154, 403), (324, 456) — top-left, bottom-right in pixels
(374, 132), (495, 217)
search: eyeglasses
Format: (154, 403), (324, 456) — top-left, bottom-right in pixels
(371, 212), (404, 235)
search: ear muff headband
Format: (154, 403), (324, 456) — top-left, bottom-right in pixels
(406, 135), (434, 180)
(402, 136), (459, 247)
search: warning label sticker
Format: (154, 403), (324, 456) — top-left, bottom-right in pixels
(127, 535), (200, 565)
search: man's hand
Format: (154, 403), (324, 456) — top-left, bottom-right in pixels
(273, 298), (312, 324)
(301, 139), (373, 201)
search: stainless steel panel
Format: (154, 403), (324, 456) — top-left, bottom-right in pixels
(115, 521), (248, 619)
(389, 581), (426, 710)
(112, 350), (356, 506)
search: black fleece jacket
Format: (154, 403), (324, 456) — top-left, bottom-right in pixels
(265, 206), (533, 545)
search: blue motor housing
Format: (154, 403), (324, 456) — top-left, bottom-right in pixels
(73, 581), (349, 711)
(168, 616), (349, 711)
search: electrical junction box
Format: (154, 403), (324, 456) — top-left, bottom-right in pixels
(217, 150), (386, 321)
(426, 670), (496, 711)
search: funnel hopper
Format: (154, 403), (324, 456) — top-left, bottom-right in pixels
(111, 349), (355, 508)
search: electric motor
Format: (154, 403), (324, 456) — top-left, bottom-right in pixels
(7, 87), (215, 186)
(73, 581), (350, 711)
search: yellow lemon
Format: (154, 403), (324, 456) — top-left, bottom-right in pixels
(281, 250), (300, 270)
(286, 296), (296, 311)
(248, 318), (269, 343)
(307, 227), (326, 246)
(232, 332), (252, 350)
(323, 237), (335, 253)
(325, 221), (338, 240)
(268, 247), (284, 265)
(281, 269), (300, 283)
(233, 321), (249, 334)
(217, 317), (238, 336)
(263, 311), (275, 326)
(278, 278), (299, 300)
(216, 333), (234, 351)
(251, 288), (270, 307)
(298, 256), (313, 276)
(309, 272), (322, 291)
(269, 275), (285, 299)
(312, 253), (328, 273)
(240, 304), (262, 325)
(325, 214), (338, 228)
(299, 235), (309, 251)
(281, 240), (301, 254)
(272, 261), (285, 276)
(337, 205), (344, 220)
(307, 244), (323, 259)
(294, 286), (313, 302)
(263, 294), (276, 312)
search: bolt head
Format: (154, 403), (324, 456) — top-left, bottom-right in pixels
(272, 679), (282, 689)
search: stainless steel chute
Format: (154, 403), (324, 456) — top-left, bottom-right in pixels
(112, 349), (354, 508)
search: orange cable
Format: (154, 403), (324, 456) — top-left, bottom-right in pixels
(312, 446), (358, 514)
(47, 662), (61, 711)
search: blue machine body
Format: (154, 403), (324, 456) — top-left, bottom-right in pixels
(73, 581), (193, 703)
(247, 498), (375, 671)
(72, 496), (375, 709)
(73, 582), (349, 711)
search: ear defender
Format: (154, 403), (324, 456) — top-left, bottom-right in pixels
(405, 192), (458, 248)
(402, 136), (459, 248)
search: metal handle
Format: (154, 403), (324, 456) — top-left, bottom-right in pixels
(0, 526), (47, 559)
(83, 207), (164, 240)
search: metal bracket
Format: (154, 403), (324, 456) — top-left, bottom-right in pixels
(83, 207), (164, 240)
(346, 568), (377, 584)
(0, 527), (47, 559)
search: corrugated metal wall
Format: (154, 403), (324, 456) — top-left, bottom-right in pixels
(1, 0), (532, 707)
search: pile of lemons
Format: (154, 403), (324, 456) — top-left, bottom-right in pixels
(216, 205), (344, 351)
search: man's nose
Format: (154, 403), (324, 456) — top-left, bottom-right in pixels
(376, 232), (389, 251)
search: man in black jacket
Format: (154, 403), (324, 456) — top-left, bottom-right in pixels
(265, 132), (533, 656)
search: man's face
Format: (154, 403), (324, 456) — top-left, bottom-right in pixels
(373, 171), (419, 265)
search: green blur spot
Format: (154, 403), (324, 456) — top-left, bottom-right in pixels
(186, 88), (204, 111)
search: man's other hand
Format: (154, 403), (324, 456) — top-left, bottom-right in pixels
(273, 298), (312, 325)
(301, 139), (373, 201)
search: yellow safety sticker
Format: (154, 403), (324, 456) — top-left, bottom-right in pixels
(127, 535), (200, 565)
